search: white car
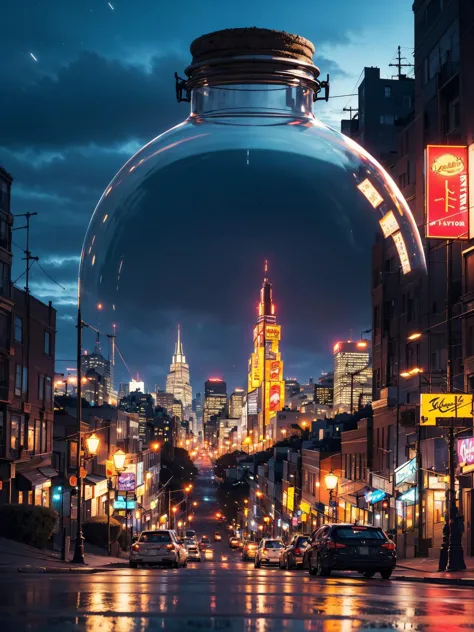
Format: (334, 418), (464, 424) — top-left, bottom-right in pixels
(254, 538), (284, 568)
(184, 538), (202, 562)
(130, 530), (188, 568)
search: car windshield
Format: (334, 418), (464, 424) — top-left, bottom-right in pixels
(296, 537), (309, 546)
(334, 527), (385, 540)
(186, 531), (195, 537)
(202, 536), (209, 542)
(139, 532), (172, 543)
(264, 541), (283, 549)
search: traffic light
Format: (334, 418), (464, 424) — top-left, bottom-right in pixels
(382, 500), (389, 510)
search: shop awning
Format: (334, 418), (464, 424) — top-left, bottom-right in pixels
(17, 470), (49, 491)
(38, 467), (59, 479)
(85, 473), (107, 485)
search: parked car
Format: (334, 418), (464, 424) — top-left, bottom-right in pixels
(214, 532), (222, 542)
(279, 534), (310, 569)
(129, 530), (188, 568)
(307, 524), (396, 579)
(229, 536), (242, 549)
(242, 540), (258, 561)
(254, 538), (284, 567)
(185, 530), (197, 540)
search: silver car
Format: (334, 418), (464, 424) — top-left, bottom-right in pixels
(184, 538), (202, 562)
(254, 538), (284, 568)
(129, 530), (188, 568)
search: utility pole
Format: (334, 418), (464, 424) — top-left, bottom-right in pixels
(343, 106), (358, 119)
(13, 212), (39, 456)
(389, 46), (413, 80)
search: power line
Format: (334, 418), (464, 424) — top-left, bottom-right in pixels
(35, 261), (76, 296)
(115, 342), (132, 379)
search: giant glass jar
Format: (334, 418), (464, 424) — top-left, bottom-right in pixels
(79, 28), (426, 390)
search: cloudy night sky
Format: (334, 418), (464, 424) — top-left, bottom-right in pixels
(2, 0), (414, 394)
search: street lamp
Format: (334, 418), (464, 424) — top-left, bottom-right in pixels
(113, 449), (126, 471)
(243, 435), (252, 455)
(72, 429), (101, 563)
(324, 471), (338, 523)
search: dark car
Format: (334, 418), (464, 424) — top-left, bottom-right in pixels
(307, 524), (396, 579)
(279, 534), (310, 570)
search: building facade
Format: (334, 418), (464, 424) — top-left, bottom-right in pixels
(229, 388), (244, 419)
(333, 341), (372, 413)
(203, 379), (227, 445)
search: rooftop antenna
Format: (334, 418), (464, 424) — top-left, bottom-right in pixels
(389, 46), (413, 79)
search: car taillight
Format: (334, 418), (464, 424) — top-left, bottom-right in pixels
(294, 548), (301, 555)
(131, 543), (140, 552)
(167, 544), (175, 551)
(327, 541), (346, 549)
(382, 542), (396, 551)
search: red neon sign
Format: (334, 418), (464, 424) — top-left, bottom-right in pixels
(426, 145), (469, 239)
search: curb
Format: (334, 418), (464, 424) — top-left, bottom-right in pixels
(16, 565), (106, 574)
(392, 574), (474, 586)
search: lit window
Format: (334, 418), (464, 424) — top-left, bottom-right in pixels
(379, 210), (400, 238)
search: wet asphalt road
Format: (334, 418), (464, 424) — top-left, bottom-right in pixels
(0, 456), (473, 631)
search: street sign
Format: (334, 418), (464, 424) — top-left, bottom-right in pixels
(365, 489), (387, 505)
(420, 393), (473, 426)
(114, 498), (136, 510)
(395, 458), (417, 487)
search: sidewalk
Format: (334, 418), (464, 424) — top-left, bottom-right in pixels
(0, 537), (128, 573)
(392, 555), (474, 586)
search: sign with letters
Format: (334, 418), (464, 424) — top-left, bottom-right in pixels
(420, 393), (473, 426)
(395, 458), (417, 487)
(458, 437), (474, 467)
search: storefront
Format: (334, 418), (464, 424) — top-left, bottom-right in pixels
(16, 465), (58, 507)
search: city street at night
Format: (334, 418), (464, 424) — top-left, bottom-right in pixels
(0, 456), (473, 631)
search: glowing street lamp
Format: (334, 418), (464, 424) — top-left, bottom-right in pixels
(112, 449), (127, 472)
(407, 332), (422, 341)
(86, 432), (100, 456)
(324, 470), (338, 522)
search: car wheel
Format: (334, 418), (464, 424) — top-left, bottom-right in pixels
(308, 554), (317, 576)
(173, 560), (180, 569)
(317, 555), (331, 577)
(183, 559), (188, 568)
(254, 559), (261, 568)
(286, 556), (293, 571)
(362, 571), (375, 578)
(380, 569), (392, 580)
(129, 561), (138, 568)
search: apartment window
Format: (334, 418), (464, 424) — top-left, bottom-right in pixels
(0, 411), (4, 450)
(384, 86), (392, 98)
(27, 419), (35, 452)
(22, 366), (28, 395)
(44, 331), (51, 357)
(15, 364), (22, 397)
(0, 310), (9, 350)
(10, 414), (22, 451)
(0, 261), (10, 298)
(41, 419), (47, 454)
(448, 98), (460, 133)
(38, 375), (44, 401)
(45, 376), (52, 407)
(0, 214), (9, 251)
(34, 420), (40, 454)
(380, 114), (395, 125)
(14, 316), (23, 343)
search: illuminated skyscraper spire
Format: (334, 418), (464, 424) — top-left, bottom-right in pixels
(258, 259), (276, 323)
(166, 324), (192, 409)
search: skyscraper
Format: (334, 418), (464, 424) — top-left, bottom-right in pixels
(246, 262), (285, 447)
(81, 348), (112, 405)
(229, 388), (244, 419)
(193, 392), (203, 437)
(203, 379), (227, 444)
(333, 341), (372, 413)
(166, 325), (192, 410)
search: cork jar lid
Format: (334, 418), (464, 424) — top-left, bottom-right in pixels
(190, 27), (315, 66)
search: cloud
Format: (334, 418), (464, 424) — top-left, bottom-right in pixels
(2, 53), (185, 151)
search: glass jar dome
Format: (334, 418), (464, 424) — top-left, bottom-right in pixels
(79, 28), (425, 388)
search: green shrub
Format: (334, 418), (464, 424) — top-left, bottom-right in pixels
(0, 504), (57, 549)
(82, 515), (121, 548)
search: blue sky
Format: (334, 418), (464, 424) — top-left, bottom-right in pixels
(2, 0), (415, 392)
